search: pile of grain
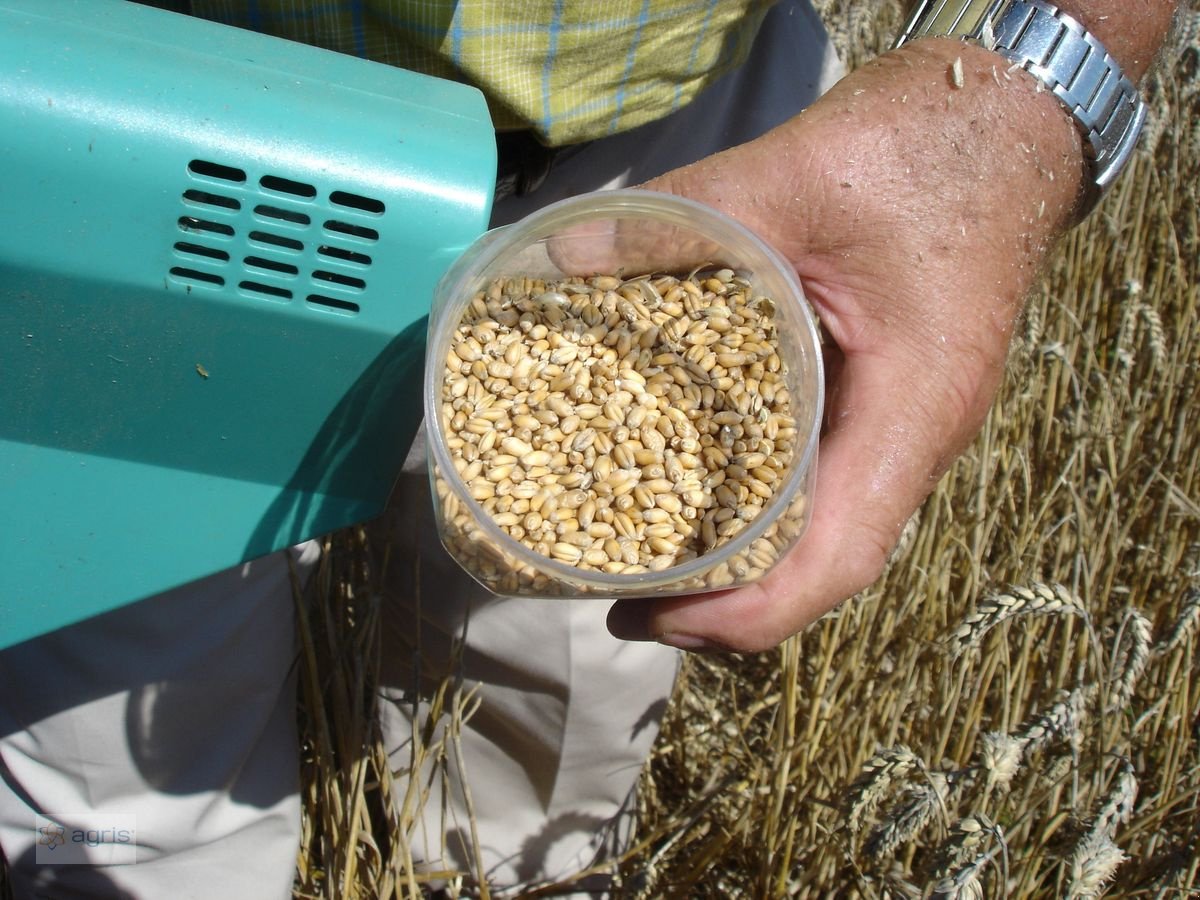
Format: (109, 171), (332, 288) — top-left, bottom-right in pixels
(434, 270), (810, 595)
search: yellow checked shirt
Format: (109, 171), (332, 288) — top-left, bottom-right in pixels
(185, 0), (775, 146)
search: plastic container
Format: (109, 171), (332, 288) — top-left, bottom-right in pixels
(424, 189), (824, 597)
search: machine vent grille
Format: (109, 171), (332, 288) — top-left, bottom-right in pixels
(169, 159), (384, 316)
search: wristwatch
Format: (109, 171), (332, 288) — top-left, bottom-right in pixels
(894, 0), (1146, 218)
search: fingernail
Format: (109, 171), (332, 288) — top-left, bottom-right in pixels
(656, 633), (727, 654)
(609, 606), (730, 653)
(606, 602), (653, 642)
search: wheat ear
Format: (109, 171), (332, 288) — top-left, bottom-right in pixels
(1152, 587), (1200, 658)
(1107, 608), (1152, 710)
(1014, 685), (1096, 757)
(1088, 759), (1139, 841)
(844, 745), (925, 835)
(977, 731), (1026, 792)
(929, 815), (1005, 900)
(865, 772), (951, 859)
(949, 583), (1087, 656)
(1135, 301), (1168, 369)
(1068, 833), (1127, 898)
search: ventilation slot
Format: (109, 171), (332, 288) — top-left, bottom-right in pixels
(170, 267), (225, 287)
(188, 159), (246, 184)
(172, 161), (378, 317)
(260, 175), (317, 199)
(318, 245), (372, 266)
(245, 256), (299, 276)
(330, 191), (385, 215)
(308, 294), (360, 314)
(240, 281), (293, 300)
(184, 189), (240, 211)
(249, 231), (303, 252)
(314, 270), (366, 291)
(174, 242), (230, 262)
(255, 204), (310, 226)
(324, 219), (379, 242)
(179, 216), (234, 237)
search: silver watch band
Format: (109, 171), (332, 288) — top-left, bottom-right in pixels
(894, 0), (1146, 217)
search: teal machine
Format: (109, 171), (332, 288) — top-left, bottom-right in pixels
(0, 0), (496, 648)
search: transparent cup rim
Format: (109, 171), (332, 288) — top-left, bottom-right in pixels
(424, 188), (825, 594)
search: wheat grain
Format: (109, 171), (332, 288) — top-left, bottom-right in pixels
(930, 854), (990, 900)
(1111, 298), (1141, 393)
(1040, 752), (1075, 788)
(436, 270), (812, 595)
(1097, 769), (1139, 837)
(1170, 7), (1200, 56)
(1139, 85), (1174, 156)
(1089, 760), (1139, 844)
(949, 583), (1087, 656)
(882, 509), (921, 575)
(1067, 761), (1138, 897)
(934, 876), (985, 900)
(1021, 295), (1044, 356)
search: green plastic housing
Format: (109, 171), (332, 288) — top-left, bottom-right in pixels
(0, 0), (496, 648)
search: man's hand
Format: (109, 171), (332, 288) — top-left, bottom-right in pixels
(606, 3), (1176, 652)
